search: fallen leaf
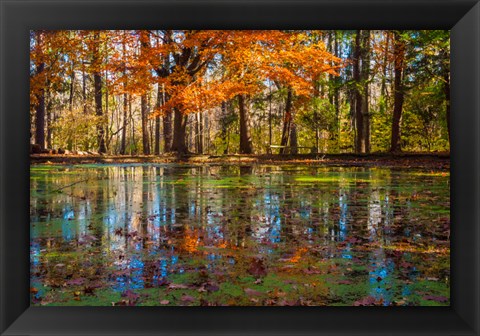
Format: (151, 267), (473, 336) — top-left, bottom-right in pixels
(244, 288), (263, 296)
(248, 258), (267, 277)
(181, 295), (195, 304)
(168, 283), (189, 290)
(422, 295), (448, 303)
(66, 278), (85, 286)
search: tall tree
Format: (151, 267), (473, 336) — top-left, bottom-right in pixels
(33, 31), (46, 150)
(238, 94), (253, 154)
(139, 30), (151, 155)
(390, 31), (406, 153)
(279, 87), (293, 154)
(120, 34), (128, 155)
(361, 30), (371, 153)
(92, 31), (107, 153)
(353, 30), (364, 153)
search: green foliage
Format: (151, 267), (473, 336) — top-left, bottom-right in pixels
(52, 108), (103, 151)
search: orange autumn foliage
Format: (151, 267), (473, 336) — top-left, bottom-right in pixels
(31, 30), (343, 120)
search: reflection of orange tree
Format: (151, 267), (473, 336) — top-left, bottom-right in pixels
(181, 227), (230, 253)
(182, 227), (201, 253)
(287, 247), (308, 263)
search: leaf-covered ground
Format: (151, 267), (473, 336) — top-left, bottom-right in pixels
(30, 163), (450, 306)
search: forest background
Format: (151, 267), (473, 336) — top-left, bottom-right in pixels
(29, 30), (450, 156)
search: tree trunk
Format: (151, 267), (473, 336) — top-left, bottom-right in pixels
(196, 112), (203, 154)
(290, 122), (298, 154)
(172, 108), (188, 154)
(238, 95), (253, 154)
(69, 63), (74, 113)
(93, 32), (106, 153)
(353, 30), (364, 153)
(104, 69), (109, 152)
(268, 86), (273, 153)
(34, 31), (46, 150)
(141, 94), (150, 155)
(280, 88), (293, 154)
(94, 71), (106, 153)
(120, 92), (128, 155)
(443, 58), (451, 145)
(139, 30), (151, 155)
(154, 84), (161, 155)
(333, 31), (340, 148)
(82, 64), (87, 115)
(381, 32), (390, 103)
(390, 31), (405, 153)
(361, 30), (371, 153)
(46, 83), (53, 149)
(163, 112), (173, 152)
(220, 102), (228, 154)
(120, 34), (128, 155)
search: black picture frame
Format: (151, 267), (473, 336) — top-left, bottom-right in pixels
(1, 0), (479, 335)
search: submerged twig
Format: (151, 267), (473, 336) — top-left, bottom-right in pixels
(50, 179), (89, 193)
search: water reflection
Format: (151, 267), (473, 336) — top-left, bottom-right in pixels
(30, 164), (450, 306)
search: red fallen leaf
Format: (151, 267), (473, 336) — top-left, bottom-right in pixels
(204, 283), (220, 292)
(181, 295), (195, 303)
(157, 278), (170, 286)
(160, 300), (170, 305)
(400, 261), (413, 269)
(422, 295), (448, 303)
(346, 237), (360, 244)
(121, 290), (140, 305)
(112, 269), (130, 277)
(89, 280), (104, 289)
(30, 287), (38, 294)
(354, 296), (377, 306)
(244, 288), (263, 296)
(303, 268), (322, 275)
(248, 258), (267, 277)
(338, 280), (352, 285)
(66, 278), (85, 286)
(278, 299), (298, 306)
(376, 276), (383, 282)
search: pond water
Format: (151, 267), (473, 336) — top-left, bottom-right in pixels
(30, 164), (450, 306)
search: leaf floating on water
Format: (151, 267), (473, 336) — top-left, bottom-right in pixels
(204, 282), (220, 292)
(181, 295), (195, 304)
(66, 278), (85, 286)
(353, 296), (378, 306)
(248, 258), (267, 277)
(422, 295), (448, 303)
(303, 267), (322, 275)
(168, 283), (189, 290)
(120, 290), (140, 306)
(244, 288), (263, 296)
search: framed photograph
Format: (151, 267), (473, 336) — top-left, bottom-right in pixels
(1, 0), (479, 335)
